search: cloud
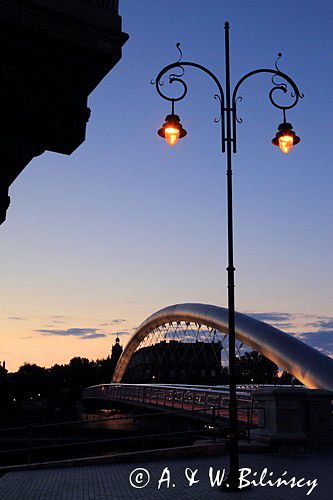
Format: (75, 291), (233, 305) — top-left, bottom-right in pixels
(245, 311), (333, 356)
(8, 316), (25, 321)
(34, 327), (106, 340)
(247, 311), (333, 333)
(100, 319), (126, 327)
(305, 319), (333, 331)
(111, 331), (131, 337)
(44, 315), (68, 324)
(248, 312), (293, 322)
(296, 330), (333, 356)
(271, 322), (295, 329)
(247, 312), (295, 329)
(81, 333), (106, 340)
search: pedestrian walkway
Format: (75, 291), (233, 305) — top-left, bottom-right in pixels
(0, 451), (332, 499)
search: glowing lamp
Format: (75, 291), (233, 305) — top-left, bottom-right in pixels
(165, 126), (180, 146)
(278, 134), (294, 154)
(158, 114), (187, 146)
(272, 122), (300, 154)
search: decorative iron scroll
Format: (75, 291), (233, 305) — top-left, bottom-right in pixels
(152, 44), (303, 153)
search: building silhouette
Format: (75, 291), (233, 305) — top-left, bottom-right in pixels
(0, 0), (128, 224)
(123, 340), (223, 385)
(111, 337), (123, 365)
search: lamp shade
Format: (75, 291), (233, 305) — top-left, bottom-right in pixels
(158, 114), (187, 146)
(272, 122), (300, 154)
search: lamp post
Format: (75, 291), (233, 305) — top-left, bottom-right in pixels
(152, 21), (303, 491)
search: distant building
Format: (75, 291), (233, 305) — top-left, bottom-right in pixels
(123, 340), (223, 385)
(0, 361), (8, 403)
(111, 337), (123, 365)
(0, 361), (7, 377)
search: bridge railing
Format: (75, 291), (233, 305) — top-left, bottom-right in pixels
(83, 383), (264, 427)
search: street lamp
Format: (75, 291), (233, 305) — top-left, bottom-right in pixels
(152, 21), (303, 491)
(158, 107), (187, 146)
(272, 118), (300, 154)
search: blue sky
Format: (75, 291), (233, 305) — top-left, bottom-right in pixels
(0, 0), (332, 370)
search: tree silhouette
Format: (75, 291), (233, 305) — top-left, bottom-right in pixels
(235, 351), (278, 384)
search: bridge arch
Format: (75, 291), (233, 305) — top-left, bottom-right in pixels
(112, 303), (333, 390)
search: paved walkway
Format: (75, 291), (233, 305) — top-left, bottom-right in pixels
(0, 451), (332, 499)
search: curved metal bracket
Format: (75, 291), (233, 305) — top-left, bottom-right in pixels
(231, 67), (303, 153)
(153, 45), (303, 155)
(152, 51), (226, 152)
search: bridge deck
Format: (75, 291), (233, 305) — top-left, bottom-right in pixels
(83, 384), (263, 427)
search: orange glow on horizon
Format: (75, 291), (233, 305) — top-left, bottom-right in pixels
(278, 134), (293, 154)
(165, 126), (180, 146)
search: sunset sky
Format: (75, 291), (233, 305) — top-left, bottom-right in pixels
(0, 0), (332, 372)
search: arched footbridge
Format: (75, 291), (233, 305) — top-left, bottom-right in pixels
(83, 304), (333, 424)
(113, 303), (333, 390)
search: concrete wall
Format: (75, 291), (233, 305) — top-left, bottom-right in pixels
(252, 387), (333, 452)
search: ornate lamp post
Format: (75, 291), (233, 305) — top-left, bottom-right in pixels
(152, 21), (303, 491)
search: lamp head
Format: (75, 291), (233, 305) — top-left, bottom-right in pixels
(272, 122), (300, 154)
(158, 113), (187, 146)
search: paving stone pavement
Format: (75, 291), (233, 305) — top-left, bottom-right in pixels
(0, 451), (332, 500)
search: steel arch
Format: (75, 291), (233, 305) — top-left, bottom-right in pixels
(112, 303), (333, 390)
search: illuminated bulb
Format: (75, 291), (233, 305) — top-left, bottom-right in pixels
(278, 134), (293, 154)
(165, 126), (180, 146)
(158, 113), (187, 145)
(272, 121), (300, 153)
